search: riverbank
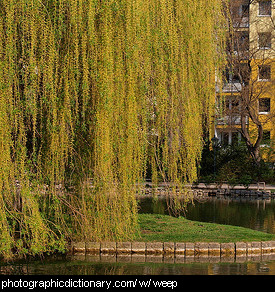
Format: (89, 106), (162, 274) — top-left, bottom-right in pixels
(71, 214), (275, 259)
(139, 182), (275, 198)
(138, 214), (275, 243)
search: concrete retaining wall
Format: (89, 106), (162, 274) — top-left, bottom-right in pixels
(71, 241), (275, 260)
(140, 188), (274, 198)
(139, 182), (275, 198)
(192, 189), (273, 198)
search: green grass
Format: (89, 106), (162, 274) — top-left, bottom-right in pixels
(137, 214), (275, 243)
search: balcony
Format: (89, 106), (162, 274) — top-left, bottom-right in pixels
(216, 82), (243, 93)
(216, 115), (248, 126)
(233, 17), (249, 28)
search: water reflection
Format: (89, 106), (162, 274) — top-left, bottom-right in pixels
(1, 255), (275, 275)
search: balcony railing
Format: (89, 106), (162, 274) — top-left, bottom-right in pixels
(216, 115), (248, 126)
(216, 82), (243, 93)
(233, 17), (249, 28)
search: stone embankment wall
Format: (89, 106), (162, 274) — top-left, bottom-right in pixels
(139, 182), (275, 198)
(140, 187), (274, 198)
(70, 241), (275, 263)
(191, 189), (274, 198)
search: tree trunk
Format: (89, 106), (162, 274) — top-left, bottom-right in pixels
(240, 110), (263, 166)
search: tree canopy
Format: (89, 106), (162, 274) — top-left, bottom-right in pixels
(0, 0), (226, 259)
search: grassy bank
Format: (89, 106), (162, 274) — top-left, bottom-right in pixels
(138, 214), (275, 243)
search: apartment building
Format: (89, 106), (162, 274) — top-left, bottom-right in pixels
(215, 0), (274, 161)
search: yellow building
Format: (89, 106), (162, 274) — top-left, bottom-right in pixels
(215, 0), (274, 162)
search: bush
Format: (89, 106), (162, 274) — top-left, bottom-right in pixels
(239, 174), (253, 189)
(199, 142), (274, 184)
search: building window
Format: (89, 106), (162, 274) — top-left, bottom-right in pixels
(232, 132), (240, 145)
(221, 132), (229, 146)
(222, 97), (240, 114)
(258, 1), (272, 16)
(240, 4), (249, 17)
(262, 130), (271, 145)
(259, 98), (271, 113)
(231, 2), (250, 27)
(234, 31), (249, 51)
(239, 63), (251, 85)
(258, 65), (271, 81)
(258, 32), (272, 49)
(219, 131), (240, 146)
(231, 3), (249, 18)
(231, 99), (240, 112)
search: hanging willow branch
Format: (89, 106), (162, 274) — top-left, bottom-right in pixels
(0, 0), (226, 259)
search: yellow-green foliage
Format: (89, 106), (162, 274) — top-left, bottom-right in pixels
(0, 0), (225, 258)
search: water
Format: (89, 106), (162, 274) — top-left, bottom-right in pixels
(138, 196), (275, 234)
(1, 254), (275, 275)
(1, 196), (275, 275)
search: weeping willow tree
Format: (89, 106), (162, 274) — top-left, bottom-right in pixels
(0, 0), (226, 259)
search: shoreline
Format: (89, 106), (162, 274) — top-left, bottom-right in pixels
(70, 241), (275, 261)
(139, 183), (275, 198)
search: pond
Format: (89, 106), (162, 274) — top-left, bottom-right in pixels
(1, 254), (275, 275)
(1, 196), (275, 276)
(138, 196), (275, 234)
